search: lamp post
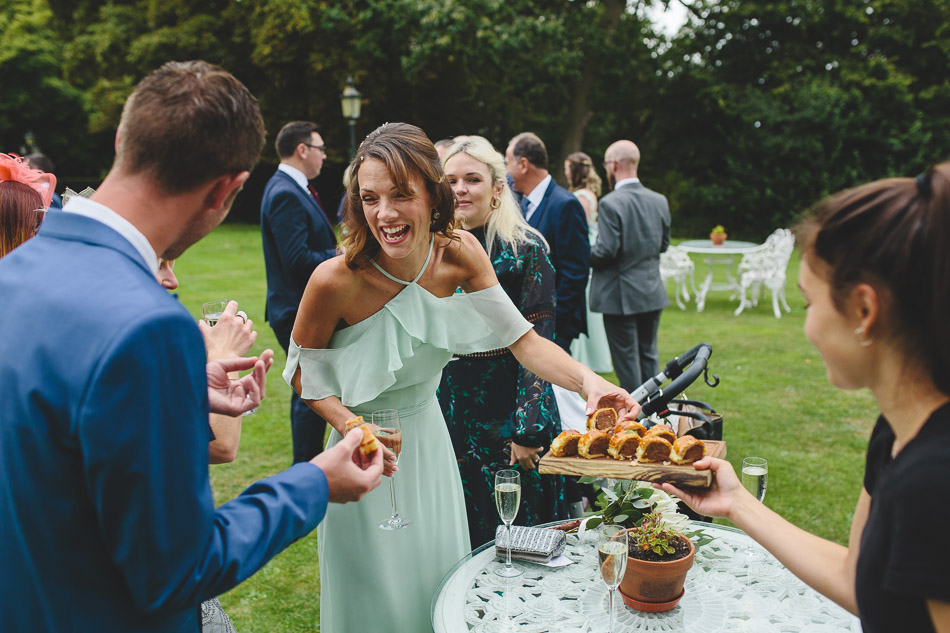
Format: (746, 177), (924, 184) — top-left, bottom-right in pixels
(339, 76), (362, 160)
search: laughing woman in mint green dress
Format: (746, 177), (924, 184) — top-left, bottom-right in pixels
(283, 123), (640, 633)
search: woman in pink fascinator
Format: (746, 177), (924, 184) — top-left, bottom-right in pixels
(0, 153), (56, 258)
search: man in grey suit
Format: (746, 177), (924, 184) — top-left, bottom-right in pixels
(590, 140), (671, 392)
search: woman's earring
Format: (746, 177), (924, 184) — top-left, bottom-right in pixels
(854, 326), (873, 347)
(490, 197), (501, 210)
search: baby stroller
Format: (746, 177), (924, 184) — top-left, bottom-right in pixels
(631, 342), (722, 441)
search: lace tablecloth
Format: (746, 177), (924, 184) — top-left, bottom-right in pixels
(432, 521), (860, 633)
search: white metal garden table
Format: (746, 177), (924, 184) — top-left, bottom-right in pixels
(678, 240), (761, 312)
(432, 521), (860, 633)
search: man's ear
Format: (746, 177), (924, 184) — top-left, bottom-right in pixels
(206, 171), (251, 211)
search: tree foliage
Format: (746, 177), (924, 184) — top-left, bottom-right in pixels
(3, 0), (948, 232)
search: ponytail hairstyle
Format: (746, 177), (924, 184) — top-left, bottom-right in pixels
(340, 123), (456, 269)
(795, 162), (950, 395)
(565, 151), (602, 198)
(442, 136), (548, 259)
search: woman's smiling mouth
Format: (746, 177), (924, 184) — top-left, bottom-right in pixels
(381, 224), (410, 242)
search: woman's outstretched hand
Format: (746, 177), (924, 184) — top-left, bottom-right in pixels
(582, 372), (642, 420)
(655, 456), (746, 520)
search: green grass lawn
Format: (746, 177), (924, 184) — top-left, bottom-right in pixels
(175, 224), (878, 632)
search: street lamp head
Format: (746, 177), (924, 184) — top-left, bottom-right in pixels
(340, 76), (362, 121)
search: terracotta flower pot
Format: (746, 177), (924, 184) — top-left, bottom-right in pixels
(618, 533), (695, 610)
(710, 232), (727, 246)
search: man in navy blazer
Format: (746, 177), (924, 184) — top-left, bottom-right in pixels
(0, 61), (382, 633)
(506, 132), (589, 351)
(261, 121), (337, 463)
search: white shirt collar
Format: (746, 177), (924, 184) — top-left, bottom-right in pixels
(63, 196), (159, 275)
(524, 174), (552, 221)
(614, 177), (640, 190)
(278, 163), (311, 194)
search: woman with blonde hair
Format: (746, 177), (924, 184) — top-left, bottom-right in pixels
(284, 123), (639, 632)
(437, 135), (567, 548)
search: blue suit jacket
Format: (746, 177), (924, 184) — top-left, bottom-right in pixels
(0, 212), (329, 632)
(526, 179), (590, 343)
(261, 170), (337, 334)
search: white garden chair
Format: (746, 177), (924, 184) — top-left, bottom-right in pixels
(660, 246), (697, 310)
(733, 228), (795, 318)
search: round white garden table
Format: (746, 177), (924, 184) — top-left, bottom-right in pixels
(432, 521), (860, 633)
(678, 240), (761, 312)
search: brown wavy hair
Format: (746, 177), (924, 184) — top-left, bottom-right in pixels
(565, 151), (602, 197)
(795, 162), (950, 395)
(341, 123), (456, 269)
(0, 181), (43, 258)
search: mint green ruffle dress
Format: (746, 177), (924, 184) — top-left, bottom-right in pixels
(283, 238), (532, 633)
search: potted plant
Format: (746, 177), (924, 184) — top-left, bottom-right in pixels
(710, 225), (728, 245)
(579, 479), (704, 613)
(618, 508), (694, 610)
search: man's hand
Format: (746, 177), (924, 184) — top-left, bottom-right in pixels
(311, 428), (384, 503)
(582, 373), (642, 420)
(199, 300), (257, 360)
(206, 354), (273, 416)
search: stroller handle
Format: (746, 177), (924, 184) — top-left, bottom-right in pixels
(635, 342), (716, 418)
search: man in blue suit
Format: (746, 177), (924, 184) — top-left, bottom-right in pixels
(506, 132), (590, 351)
(261, 121), (337, 463)
(0, 61), (382, 633)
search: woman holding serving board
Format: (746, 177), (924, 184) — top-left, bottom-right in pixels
(659, 164), (950, 633)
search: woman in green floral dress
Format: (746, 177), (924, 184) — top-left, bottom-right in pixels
(438, 136), (567, 549)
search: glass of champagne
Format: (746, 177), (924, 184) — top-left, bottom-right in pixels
(201, 300), (228, 326)
(375, 409), (410, 530)
(740, 456), (768, 559)
(493, 469), (523, 578)
(598, 525), (628, 633)
(202, 299), (257, 416)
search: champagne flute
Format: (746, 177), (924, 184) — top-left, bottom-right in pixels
(740, 456), (768, 559)
(202, 299), (256, 416)
(375, 409), (410, 530)
(493, 469), (523, 578)
(598, 525), (628, 633)
(201, 300), (228, 326)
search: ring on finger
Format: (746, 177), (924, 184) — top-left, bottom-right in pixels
(236, 310), (248, 323)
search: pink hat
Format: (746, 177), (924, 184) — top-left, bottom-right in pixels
(0, 153), (57, 209)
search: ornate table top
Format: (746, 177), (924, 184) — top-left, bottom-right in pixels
(678, 240), (760, 255)
(432, 521), (860, 633)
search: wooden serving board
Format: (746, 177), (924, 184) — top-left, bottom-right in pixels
(538, 440), (726, 488)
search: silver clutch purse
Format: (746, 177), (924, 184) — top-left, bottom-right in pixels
(494, 525), (566, 563)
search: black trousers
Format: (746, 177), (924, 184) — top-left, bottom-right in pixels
(272, 320), (327, 464)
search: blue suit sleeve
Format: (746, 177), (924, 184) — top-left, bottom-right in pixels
(79, 309), (328, 614)
(553, 197), (590, 340)
(267, 190), (336, 281)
